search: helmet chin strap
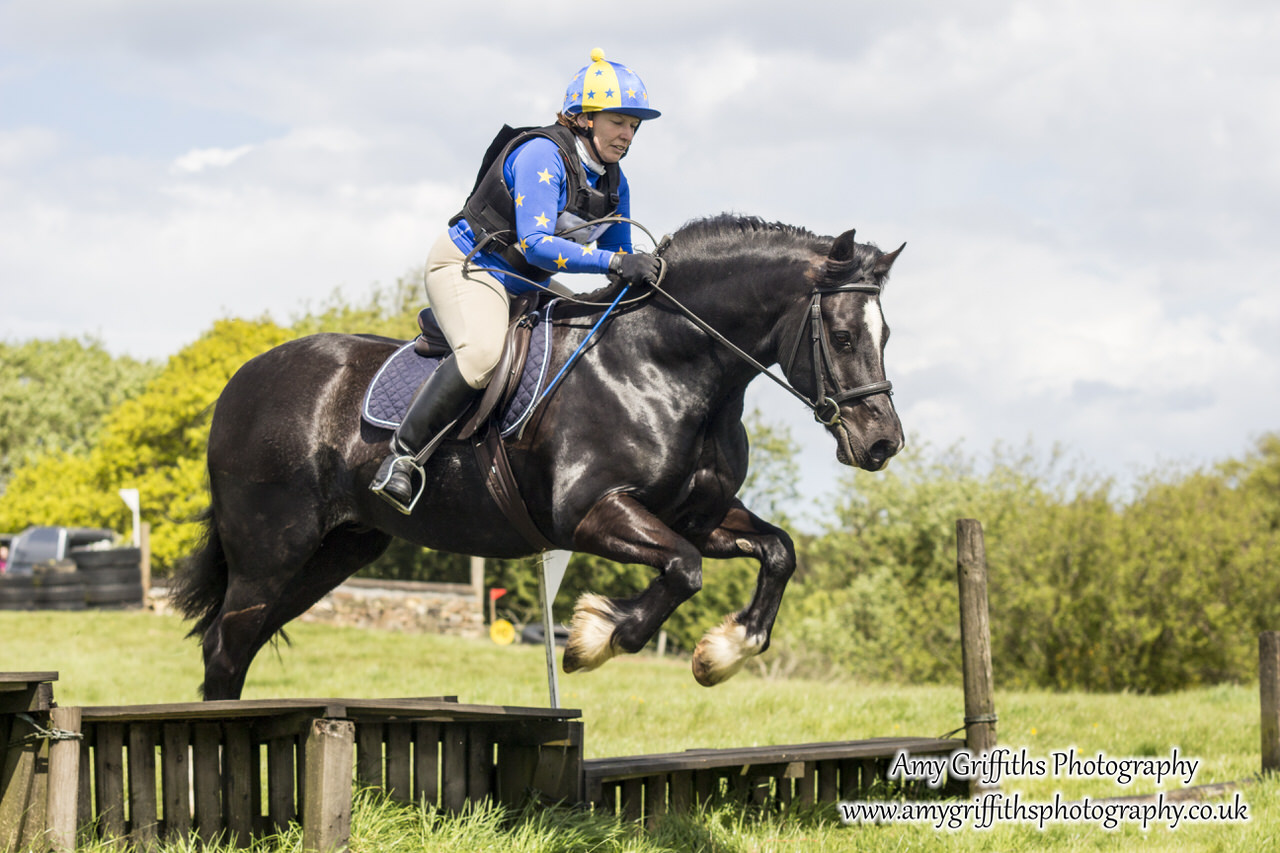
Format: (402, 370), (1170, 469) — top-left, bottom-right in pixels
(578, 115), (607, 164)
(576, 113), (634, 163)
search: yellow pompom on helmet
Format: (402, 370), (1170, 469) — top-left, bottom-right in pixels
(562, 48), (660, 120)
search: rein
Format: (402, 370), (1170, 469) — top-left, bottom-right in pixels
(460, 216), (891, 425)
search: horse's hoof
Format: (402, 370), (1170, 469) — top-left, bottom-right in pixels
(563, 593), (621, 674)
(691, 616), (765, 686)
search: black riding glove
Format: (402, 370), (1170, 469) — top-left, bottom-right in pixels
(609, 251), (661, 287)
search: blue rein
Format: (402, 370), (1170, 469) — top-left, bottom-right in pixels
(538, 283), (631, 402)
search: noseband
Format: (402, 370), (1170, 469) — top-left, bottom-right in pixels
(778, 281), (894, 425)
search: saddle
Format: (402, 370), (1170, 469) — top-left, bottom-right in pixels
(362, 293), (553, 439)
(360, 294), (558, 549)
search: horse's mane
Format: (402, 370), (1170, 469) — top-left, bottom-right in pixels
(666, 214), (886, 289)
(666, 214), (826, 259)
(570, 214), (885, 305)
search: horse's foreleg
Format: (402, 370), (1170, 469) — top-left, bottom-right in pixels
(689, 501), (796, 686)
(564, 493), (703, 674)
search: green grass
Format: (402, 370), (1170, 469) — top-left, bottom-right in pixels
(3, 610), (1276, 851)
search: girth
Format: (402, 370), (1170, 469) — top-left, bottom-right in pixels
(412, 294), (556, 551)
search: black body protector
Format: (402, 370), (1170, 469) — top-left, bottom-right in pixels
(452, 124), (621, 282)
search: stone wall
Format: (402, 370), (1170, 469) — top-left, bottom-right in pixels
(297, 579), (485, 637)
(151, 578), (486, 638)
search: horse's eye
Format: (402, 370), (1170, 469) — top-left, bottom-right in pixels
(831, 330), (854, 351)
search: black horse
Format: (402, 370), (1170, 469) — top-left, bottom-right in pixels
(173, 214), (904, 701)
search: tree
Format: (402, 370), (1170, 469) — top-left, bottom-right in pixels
(0, 272), (426, 571)
(0, 338), (157, 492)
(0, 319), (294, 568)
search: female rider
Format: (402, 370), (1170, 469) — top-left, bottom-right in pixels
(372, 48), (662, 513)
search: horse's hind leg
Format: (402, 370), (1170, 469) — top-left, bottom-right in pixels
(203, 524), (391, 699)
(564, 493), (704, 674)
(689, 500), (796, 686)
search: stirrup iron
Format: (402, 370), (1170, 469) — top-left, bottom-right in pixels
(370, 452), (426, 515)
(370, 420), (459, 515)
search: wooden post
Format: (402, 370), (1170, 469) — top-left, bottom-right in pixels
(45, 707), (81, 853)
(1261, 632), (1280, 774)
(140, 522), (153, 600)
(470, 557), (485, 616)
(302, 719), (354, 853)
(956, 519), (997, 793)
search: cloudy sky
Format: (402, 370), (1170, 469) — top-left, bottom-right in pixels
(2, 0), (1277, 518)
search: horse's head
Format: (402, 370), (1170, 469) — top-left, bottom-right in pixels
(780, 229), (905, 471)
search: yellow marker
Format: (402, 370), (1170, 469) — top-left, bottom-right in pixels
(490, 619), (515, 645)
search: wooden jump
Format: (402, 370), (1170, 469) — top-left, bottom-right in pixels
(583, 736), (967, 823)
(1, 677), (580, 852)
(0, 521), (1014, 850)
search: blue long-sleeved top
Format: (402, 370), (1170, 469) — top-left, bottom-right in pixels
(448, 137), (631, 294)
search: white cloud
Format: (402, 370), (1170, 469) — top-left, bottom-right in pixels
(172, 144), (252, 173)
(1, 0), (1279, 504)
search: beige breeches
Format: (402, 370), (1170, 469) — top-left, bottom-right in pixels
(424, 232), (510, 389)
(424, 231), (574, 389)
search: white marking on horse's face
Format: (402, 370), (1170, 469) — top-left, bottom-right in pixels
(863, 298), (885, 352)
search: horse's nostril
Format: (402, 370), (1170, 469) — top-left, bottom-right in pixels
(869, 438), (900, 462)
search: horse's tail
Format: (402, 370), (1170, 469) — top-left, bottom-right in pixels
(171, 506), (227, 640)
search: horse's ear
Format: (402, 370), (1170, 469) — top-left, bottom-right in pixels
(873, 242), (907, 277)
(829, 229), (858, 263)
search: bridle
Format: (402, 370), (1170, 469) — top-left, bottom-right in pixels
(776, 280), (894, 426)
(462, 215), (893, 426)
(643, 269), (893, 427)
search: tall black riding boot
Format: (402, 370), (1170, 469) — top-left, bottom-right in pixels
(370, 356), (478, 513)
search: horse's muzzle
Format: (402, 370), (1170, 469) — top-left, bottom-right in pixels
(830, 416), (903, 471)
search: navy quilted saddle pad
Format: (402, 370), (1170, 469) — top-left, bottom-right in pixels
(360, 304), (555, 438)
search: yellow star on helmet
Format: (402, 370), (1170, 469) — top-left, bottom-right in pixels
(514, 193), (524, 207)
(626, 88), (636, 99)
(537, 168), (553, 184)
(534, 212), (550, 228)
(555, 254), (568, 269)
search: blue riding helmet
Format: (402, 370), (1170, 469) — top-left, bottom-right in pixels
(562, 48), (661, 120)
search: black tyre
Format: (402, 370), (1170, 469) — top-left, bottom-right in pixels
(78, 567), (143, 586)
(34, 572), (85, 587)
(70, 547), (142, 570)
(520, 622), (571, 646)
(36, 583), (87, 609)
(85, 582), (145, 607)
(0, 578), (39, 609)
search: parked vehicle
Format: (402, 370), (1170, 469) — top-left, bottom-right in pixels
(2, 526), (114, 576)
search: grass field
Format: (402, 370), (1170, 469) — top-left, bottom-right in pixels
(2, 610), (1276, 851)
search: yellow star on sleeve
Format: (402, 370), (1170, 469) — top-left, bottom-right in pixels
(555, 254), (568, 269)
(581, 244), (594, 255)
(514, 193), (524, 207)
(534, 212), (550, 228)
(537, 168), (553, 184)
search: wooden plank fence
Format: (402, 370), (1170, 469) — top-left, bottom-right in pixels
(582, 736), (966, 823)
(2, 685), (580, 852)
(0, 673), (58, 852)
